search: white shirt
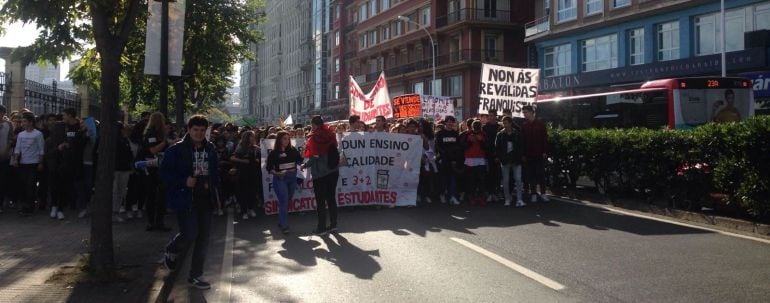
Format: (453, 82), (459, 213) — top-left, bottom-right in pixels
(14, 129), (45, 164)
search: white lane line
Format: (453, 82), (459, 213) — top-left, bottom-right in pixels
(450, 237), (566, 291)
(217, 208), (235, 303)
(553, 196), (770, 245)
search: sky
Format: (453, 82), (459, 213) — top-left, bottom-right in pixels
(0, 21), (241, 86)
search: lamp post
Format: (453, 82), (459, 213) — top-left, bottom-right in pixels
(398, 15), (436, 95)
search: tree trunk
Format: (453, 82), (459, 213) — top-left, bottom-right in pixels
(88, 48), (121, 278)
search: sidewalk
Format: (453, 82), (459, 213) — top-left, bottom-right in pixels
(0, 208), (175, 303)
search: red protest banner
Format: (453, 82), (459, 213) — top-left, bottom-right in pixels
(393, 94), (422, 119)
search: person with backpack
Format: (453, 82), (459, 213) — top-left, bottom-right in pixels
(302, 115), (340, 236)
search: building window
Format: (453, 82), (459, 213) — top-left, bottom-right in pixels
(657, 21), (679, 61)
(581, 34), (618, 72)
(335, 31), (340, 46)
(382, 26), (390, 40)
(334, 84), (340, 99)
(382, 0), (390, 10)
(695, 14), (718, 55)
(484, 0), (497, 18)
(421, 7), (431, 26)
(585, 0), (602, 16)
(695, 8), (748, 55)
(448, 75), (462, 97)
(335, 5), (340, 20)
(360, 35), (367, 49)
(756, 3), (770, 30)
(613, 0), (631, 8)
(485, 35), (499, 60)
(369, 30), (378, 46)
(629, 28), (644, 66)
(413, 82), (424, 94)
(335, 58), (340, 72)
(557, 0), (577, 23)
(360, 3), (368, 21)
(395, 21), (403, 36)
(544, 43), (571, 77)
(370, 0), (377, 16)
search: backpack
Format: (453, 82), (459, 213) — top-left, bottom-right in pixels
(327, 145), (340, 169)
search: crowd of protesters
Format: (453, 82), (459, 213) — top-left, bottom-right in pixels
(0, 104), (550, 226)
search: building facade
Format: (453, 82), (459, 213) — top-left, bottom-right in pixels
(324, 0), (533, 120)
(25, 63), (60, 84)
(241, 0), (330, 125)
(525, 0), (770, 113)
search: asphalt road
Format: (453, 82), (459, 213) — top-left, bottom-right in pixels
(167, 199), (770, 303)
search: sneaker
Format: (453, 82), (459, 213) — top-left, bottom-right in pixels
(530, 194), (538, 203)
(188, 277), (211, 290)
(450, 197), (461, 205)
(312, 227), (329, 236)
(424, 197), (433, 204)
(163, 252), (178, 271)
(136, 210), (143, 219)
(112, 214), (125, 223)
(217, 209), (224, 216)
(281, 225), (290, 235)
(515, 200), (526, 207)
(119, 206), (126, 214)
(126, 211), (134, 219)
(242, 213), (249, 220)
(539, 194), (550, 202)
(248, 209), (257, 218)
(50, 207), (58, 218)
(440, 195), (447, 204)
(487, 195), (494, 203)
(57, 211), (65, 220)
(78, 210), (88, 218)
(132, 204), (139, 212)
(504, 199), (511, 207)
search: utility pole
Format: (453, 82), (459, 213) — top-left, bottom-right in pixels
(159, 0), (170, 116)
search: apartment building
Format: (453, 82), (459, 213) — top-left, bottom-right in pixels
(525, 0), (770, 111)
(324, 0), (533, 120)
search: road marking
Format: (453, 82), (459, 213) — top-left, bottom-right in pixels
(217, 208), (235, 303)
(450, 237), (566, 291)
(553, 196), (770, 245)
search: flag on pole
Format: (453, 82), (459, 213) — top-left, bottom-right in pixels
(284, 114), (294, 126)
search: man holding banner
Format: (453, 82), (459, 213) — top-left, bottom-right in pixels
(302, 116), (341, 236)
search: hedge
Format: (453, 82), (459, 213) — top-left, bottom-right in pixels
(547, 116), (770, 220)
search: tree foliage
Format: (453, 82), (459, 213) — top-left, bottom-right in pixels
(68, 0), (264, 117)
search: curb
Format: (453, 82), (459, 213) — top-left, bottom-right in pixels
(549, 192), (770, 239)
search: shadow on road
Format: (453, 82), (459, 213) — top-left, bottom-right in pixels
(314, 233), (381, 279)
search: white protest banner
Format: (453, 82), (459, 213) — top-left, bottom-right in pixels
(421, 95), (454, 121)
(478, 63), (539, 117)
(261, 132), (421, 214)
(261, 139), (317, 215)
(337, 132), (421, 207)
(144, 0), (186, 76)
(350, 72), (393, 124)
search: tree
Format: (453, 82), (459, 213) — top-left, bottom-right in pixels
(68, 0), (264, 120)
(2, 0), (142, 277)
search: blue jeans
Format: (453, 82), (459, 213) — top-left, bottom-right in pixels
(166, 193), (212, 279)
(273, 171), (297, 228)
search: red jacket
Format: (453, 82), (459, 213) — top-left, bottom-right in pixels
(459, 130), (487, 159)
(521, 119), (548, 157)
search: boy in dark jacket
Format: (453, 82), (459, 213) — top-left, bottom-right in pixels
(435, 116), (463, 205)
(160, 115), (219, 290)
(495, 116), (526, 207)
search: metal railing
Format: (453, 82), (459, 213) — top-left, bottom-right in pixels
(360, 49), (511, 82)
(525, 15), (550, 37)
(437, 9), (511, 27)
(24, 80), (81, 115)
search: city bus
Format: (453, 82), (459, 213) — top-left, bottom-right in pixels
(535, 77), (754, 129)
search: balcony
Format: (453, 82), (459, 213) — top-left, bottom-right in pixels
(361, 49), (511, 83)
(436, 9), (511, 28)
(525, 15), (550, 38)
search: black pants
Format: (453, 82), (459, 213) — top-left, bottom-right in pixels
(166, 192), (212, 279)
(464, 165), (486, 198)
(125, 172), (143, 210)
(524, 156), (547, 194)
(143, 170), (166, 228)
(18, 164), (39, 212)
(0, 160), (9, 205)
(486, 158), (501, 195)
(313, 172), (339, 230)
